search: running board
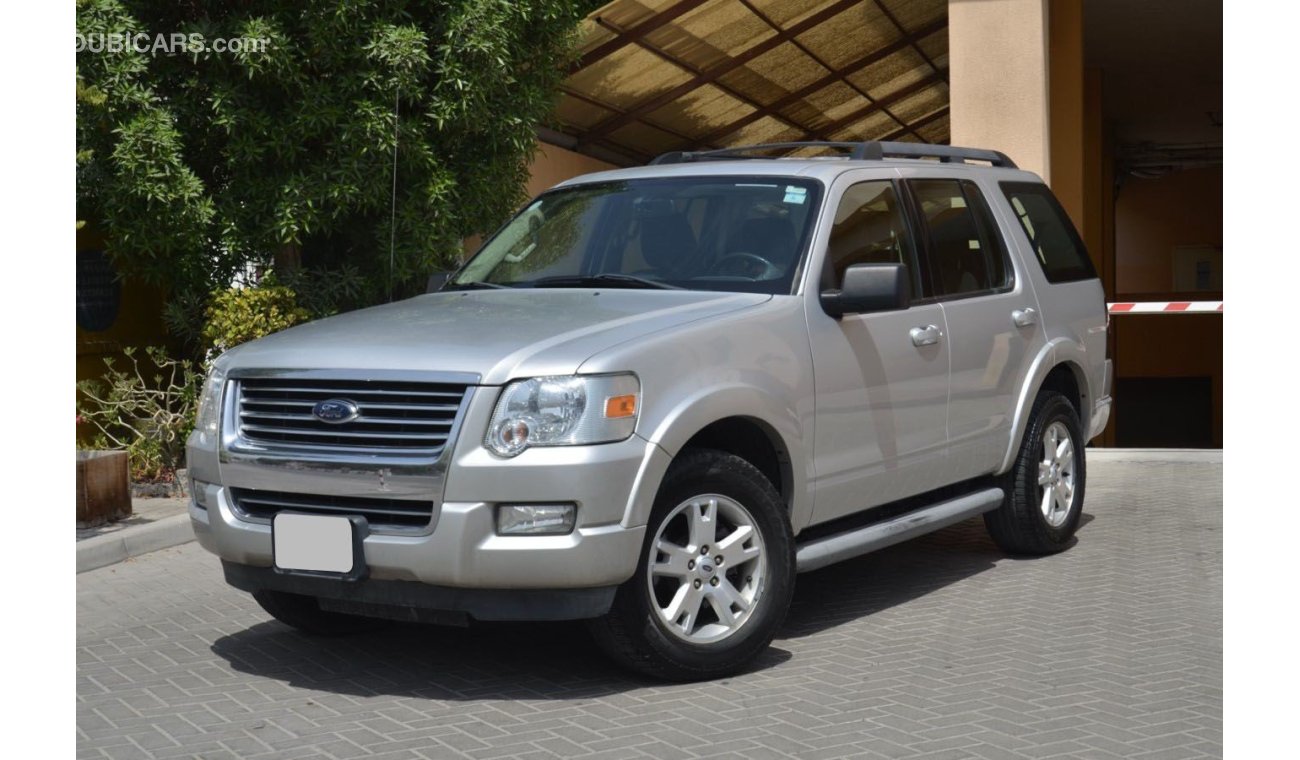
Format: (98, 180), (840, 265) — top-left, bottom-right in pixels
(795, 487), (1005, 573)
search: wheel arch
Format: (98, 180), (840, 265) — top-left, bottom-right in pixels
(631, 385), (810, 529)
(678, 416), (794, 511)
(997, 338), (1092, 474)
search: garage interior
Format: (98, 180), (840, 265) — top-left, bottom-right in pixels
(531, 0), (1223, 448)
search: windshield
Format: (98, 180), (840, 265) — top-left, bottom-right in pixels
(450, 176), (823, 294)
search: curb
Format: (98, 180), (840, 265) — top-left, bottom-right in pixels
(77, 513), (196, 574)
(1087, 448), (1222, 463)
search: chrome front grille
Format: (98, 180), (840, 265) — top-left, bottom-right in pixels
(230, 488), (434, 529)
(236, 377), (469, 454)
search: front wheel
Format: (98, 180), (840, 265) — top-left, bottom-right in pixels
(588, 449), (795, 681)
(984, 391), (1086, 555)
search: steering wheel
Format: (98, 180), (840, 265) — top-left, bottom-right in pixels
(709, 252), (780, 280)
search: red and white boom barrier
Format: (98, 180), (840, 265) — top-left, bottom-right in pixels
(1107, 301), (1222, 314)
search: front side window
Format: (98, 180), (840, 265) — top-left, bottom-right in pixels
(824, 180), (919, 296)
(1000, 181), (1098, 283)
(908, 178), (1012, 298)
(451, 177), (822, 295)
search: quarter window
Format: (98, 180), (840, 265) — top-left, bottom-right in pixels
(909, 179), (1011, 298)
(1000, 181), (1098, 283)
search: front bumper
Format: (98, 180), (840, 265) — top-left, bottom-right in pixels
(190, 488), (646, 590)
(189, 421), (671, 621)
(188, 370), (675, 619)
(221, 561), (618, 622)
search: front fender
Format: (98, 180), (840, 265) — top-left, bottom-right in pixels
(629, 383), (811, 530)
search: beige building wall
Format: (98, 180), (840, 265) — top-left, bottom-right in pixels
(525, 141), (617, 197)
(949, 0), (1051, 179)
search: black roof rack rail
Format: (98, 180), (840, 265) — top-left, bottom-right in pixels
(858, 141), (1017, 168)
(649, 142), (869, 165)
(649, 140), (1018, 169)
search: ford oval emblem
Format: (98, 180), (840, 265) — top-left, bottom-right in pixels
(312, 398), (360, 424)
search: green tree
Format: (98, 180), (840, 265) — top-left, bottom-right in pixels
(76, 0), (594, 345)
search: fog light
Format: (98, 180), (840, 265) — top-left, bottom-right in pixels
(192, 479), (213, 510)
(496, 504), (576, 535)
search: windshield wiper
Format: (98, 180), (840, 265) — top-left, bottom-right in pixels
(525, 274), (681, 290)
(443, 280), (513, 291)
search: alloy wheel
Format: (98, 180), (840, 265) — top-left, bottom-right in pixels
(645, 494), (767, 644)
(1037, 420), (1077, 527)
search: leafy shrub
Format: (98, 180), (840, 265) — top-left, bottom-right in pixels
(76, 346), (202, 482)
(77, 0), (595, 345)
(202, 281), (311, 352)
(278, 263), (369, 320)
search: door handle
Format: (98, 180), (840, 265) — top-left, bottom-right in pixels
(910, 324), (941, 347)
(1012, 308), (1038, 328)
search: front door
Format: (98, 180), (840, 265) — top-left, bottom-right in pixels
(806, 178), (950, 524)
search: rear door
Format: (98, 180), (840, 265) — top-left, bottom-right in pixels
(997, 180), (1108, 435)
(806, 174), (950, 522)
(900, 174), (1044, 480)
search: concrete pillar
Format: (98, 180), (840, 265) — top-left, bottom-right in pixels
(1048, 0), (1085, 232)
(949, 0), (1051, 179)
(1082, 67), (1111, 293)
(949, 1), (1087, 206)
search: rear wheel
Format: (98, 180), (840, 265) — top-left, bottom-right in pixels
(252, 590), (389, 636)
(588, 449), (795, 681)
(984, 391), (1086, 555)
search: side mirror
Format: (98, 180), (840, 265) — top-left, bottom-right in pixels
(820, 262), (911, 318)
(426, 271), (452, 293)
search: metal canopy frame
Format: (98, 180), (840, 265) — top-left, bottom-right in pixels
(554, 0), (952, 165)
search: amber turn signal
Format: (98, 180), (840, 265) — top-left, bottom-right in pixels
(604, 394), (637, 419)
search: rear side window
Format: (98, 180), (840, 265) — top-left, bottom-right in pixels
(1000, 181), (1097, 283)
(907, 179), (1012, 298)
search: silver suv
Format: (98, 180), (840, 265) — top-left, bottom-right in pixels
(187, 141), (1111, 681)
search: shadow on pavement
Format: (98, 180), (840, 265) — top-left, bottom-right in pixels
(212, 615), (792, 699)
(211, 514), (1091, 696)
(781, 515), (1002, 638)
(780, 512), (1092, 637)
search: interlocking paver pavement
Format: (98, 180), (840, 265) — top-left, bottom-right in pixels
(77, 453), (1222, 759)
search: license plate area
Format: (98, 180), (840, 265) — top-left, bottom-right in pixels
(272, 512), (368, 580)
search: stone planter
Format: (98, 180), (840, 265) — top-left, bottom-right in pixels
(76, 450), (131, 527)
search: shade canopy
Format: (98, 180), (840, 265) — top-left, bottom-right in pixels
(552, 0), (951, 165)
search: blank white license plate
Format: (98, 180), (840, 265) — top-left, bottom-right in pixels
(273, 513), (357, 574)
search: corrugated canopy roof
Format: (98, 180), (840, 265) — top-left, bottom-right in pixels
(551, 0), (950, 165)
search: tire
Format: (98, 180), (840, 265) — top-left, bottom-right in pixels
(252, 590), (389, 636)
(984, 391), (1086, 555)
(588, 449), (796, 681)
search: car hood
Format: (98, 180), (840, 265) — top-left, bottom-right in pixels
(222, 288), (771, 385)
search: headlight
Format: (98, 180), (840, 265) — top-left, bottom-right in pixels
(485, 374), (639, 457)
(193, 364), (228, 447)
